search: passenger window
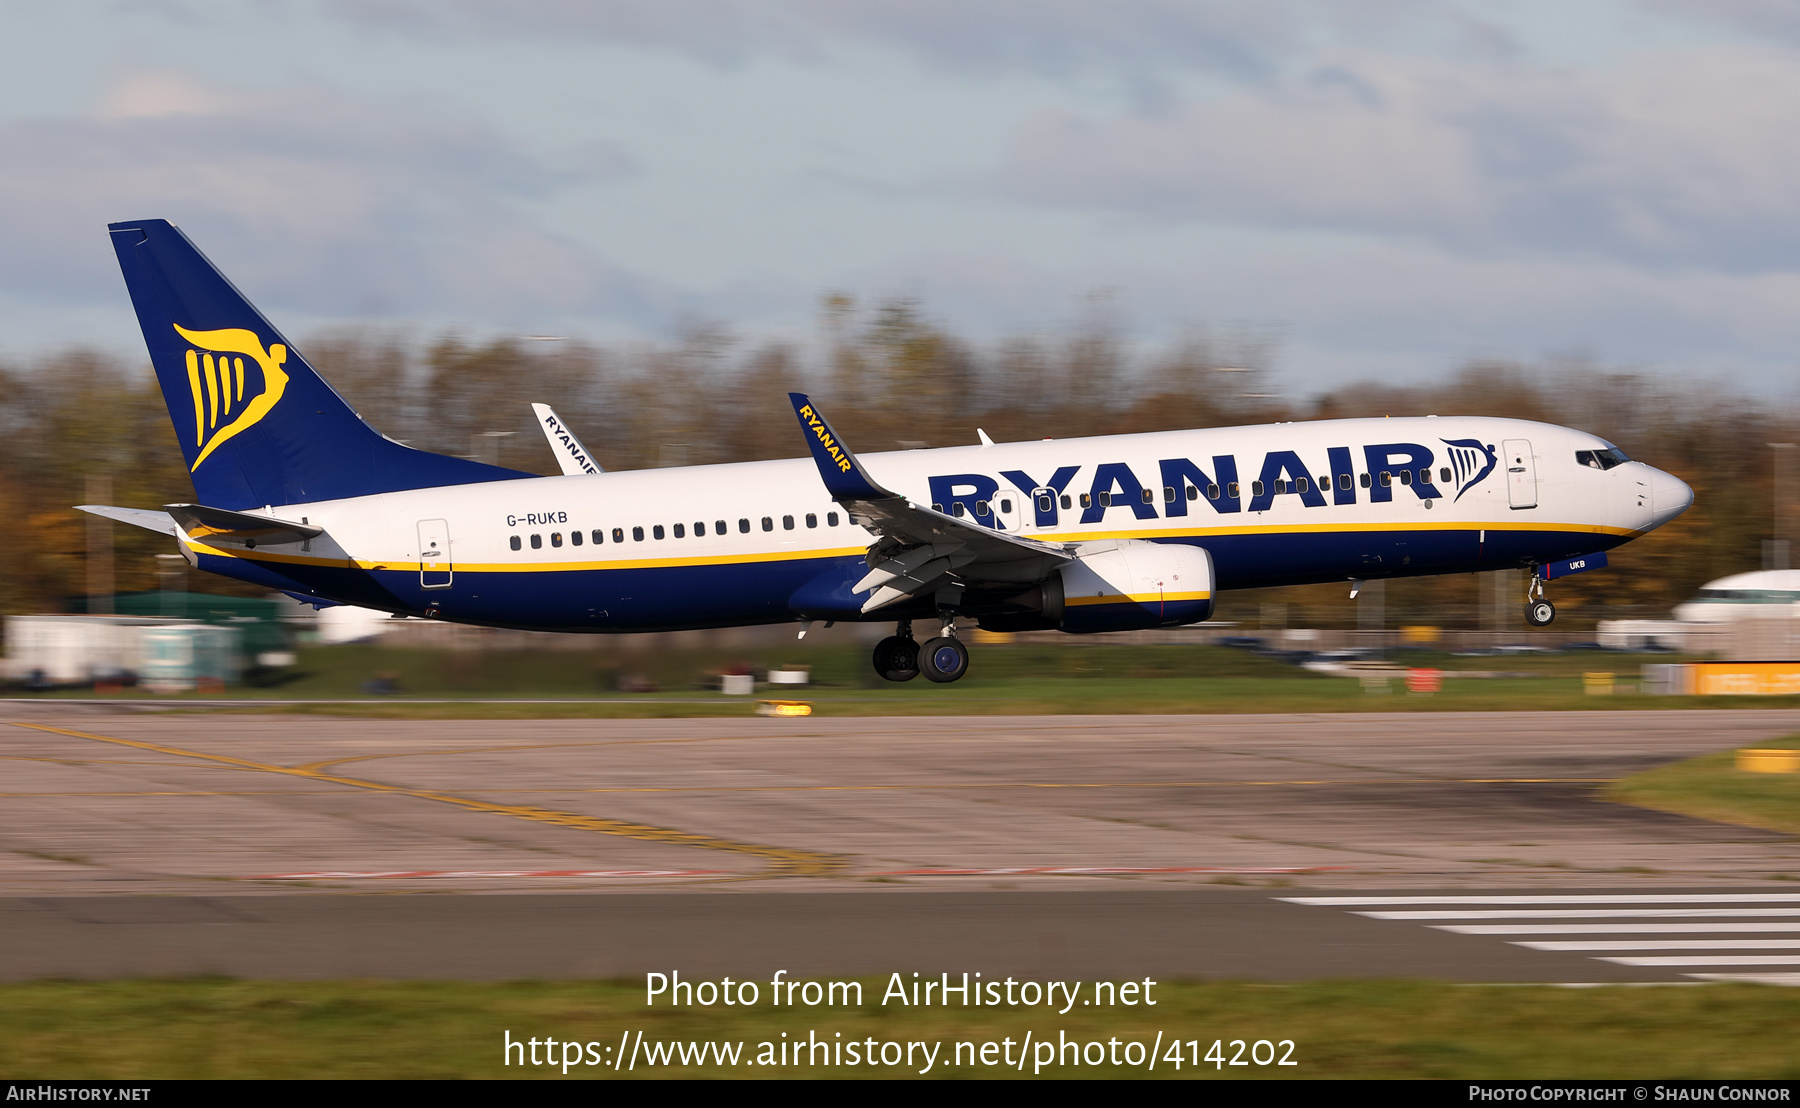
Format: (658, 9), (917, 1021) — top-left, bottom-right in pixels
(1439, 467), (1452, 483)
(1399, 470), (1412, 486)
(762, 517), (773, 531)
(1227, 482), (1240, 498)
(1037, 494), (1053, 512)
(673, 523), (685, 538)
(551, 532), (563, 547)
(1273, 479), (1286, 494)
(1419, 469), (1431, 485)
(717, 520), (728, 533)
(953, 503), (966, 517)
(805, 513), (818, 528)
(693, 522), (705, 536)
(593, 529), (605, 544)
(1338, 474), (1351, 490)
(975, 501), (989, 517)
(783, 515), (795, 530)
(739, 518), (750, 533)
(509, 535), (521, 551)
(1139, 488), (1152, 504)
(1297, 477), (1310, 493)
(1252, 481), (1265, 497)
(530, 534), (542, 549)
(1379, 472), (1391, 487)
(1061, 494), (1072, 509)
(1206, 484), (1218, 500)
(932, 503), (944, 512)
(1000, 499), (1012, 513)
(653, 525), (665, 539)
(1359, 473), (1371, 488)
(827, 512), (839, 526)
(1164, 486), (1175, 503)
(632, 526), (644, 541)
(571, 531), (582, 546)
(613, 528), (624, 543)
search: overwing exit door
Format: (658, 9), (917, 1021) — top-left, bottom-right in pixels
(418, 519), (452, 588)
(1503, 439), (1538, 509)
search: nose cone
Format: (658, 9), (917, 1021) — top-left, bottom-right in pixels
(1649, 469), (1694, 529)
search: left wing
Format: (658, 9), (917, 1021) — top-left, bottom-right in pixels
(788, 393), (1069, 612)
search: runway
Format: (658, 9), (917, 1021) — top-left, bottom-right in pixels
(2, 704), (1797, 981)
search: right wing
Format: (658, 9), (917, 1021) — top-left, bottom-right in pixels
(788, 393), (1069, 612)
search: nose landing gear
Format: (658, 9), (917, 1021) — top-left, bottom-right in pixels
(1524, 572), (1556, 626)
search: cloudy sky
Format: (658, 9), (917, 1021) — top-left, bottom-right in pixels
(4, 0), (1800, 393)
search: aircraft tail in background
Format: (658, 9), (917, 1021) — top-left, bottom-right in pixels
(107, 219), (531, 510)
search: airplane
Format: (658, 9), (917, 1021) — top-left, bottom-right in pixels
(82, 218), (1695, 685)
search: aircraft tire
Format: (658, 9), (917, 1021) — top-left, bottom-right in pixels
(873, 636), (920, 682)
(919, 636), (969, 683)
(1526, 599), (1556, 626)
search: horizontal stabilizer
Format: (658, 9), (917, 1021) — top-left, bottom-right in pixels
(164, 503), (323, 546)
(74, 505), (179, 537)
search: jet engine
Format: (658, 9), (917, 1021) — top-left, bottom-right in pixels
(980, 539), (1215, 633)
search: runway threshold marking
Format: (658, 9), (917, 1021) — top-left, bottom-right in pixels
(6, 722), (842, 878)
(1280, 893), (1800, 984)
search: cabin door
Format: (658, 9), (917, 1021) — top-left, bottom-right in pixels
(418, 519), (453, 589)
(1503, 439), (1538, 509)
(995, 488), (1023, 532)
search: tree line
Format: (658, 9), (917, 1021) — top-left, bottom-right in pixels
(0, 294), (1790, 629)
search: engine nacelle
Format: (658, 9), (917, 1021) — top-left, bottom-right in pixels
(1057, 539), (1214, 633)
(981, 540), (1215, 634)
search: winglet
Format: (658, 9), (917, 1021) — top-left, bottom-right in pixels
(531, 403), (602, 475)
(788, 393), (894, 501)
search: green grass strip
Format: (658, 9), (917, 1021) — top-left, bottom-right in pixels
(2, 979), (1798, 1079)
(1609, 734), (1800, 835)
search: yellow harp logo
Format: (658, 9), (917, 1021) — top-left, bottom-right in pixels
(173, 324), (290, 471)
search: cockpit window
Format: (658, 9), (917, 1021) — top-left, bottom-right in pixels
(1575, 447), (1631, 470)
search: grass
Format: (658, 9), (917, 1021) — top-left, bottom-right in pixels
(3, 978), (1798, 1079)
(20, 643), (1799, 718)
(1609, 734), (1800, 835)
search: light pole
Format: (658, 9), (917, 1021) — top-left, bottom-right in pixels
(1770, 443), (1794, 571)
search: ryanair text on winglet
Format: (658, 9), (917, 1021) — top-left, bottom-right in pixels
(800, 405), (855, 474)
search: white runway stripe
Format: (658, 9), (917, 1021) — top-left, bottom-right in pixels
(1359, 908), (1800, 920)
(1283, 894), (1800, 906)
(1516, 940), (1800, 952)
(1438, 923), (1800, 935)
(1685, 973), (1800, 985)
(1603, 955), (1800, 967)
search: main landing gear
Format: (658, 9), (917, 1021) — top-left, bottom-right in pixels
(1524, 572), (1556, 627)
(873, 617), (970, 684)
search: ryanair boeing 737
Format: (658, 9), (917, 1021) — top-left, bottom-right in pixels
(83, 219), (1695, 684)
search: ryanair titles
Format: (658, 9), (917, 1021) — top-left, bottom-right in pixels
(798, 404), (855, 474)
(928, 439), (1500, 530)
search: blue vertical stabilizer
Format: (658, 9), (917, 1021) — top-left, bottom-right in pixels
(108, 219), (532, 509)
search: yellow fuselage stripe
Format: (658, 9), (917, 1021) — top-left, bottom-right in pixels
(186, 519), (1632, 575)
